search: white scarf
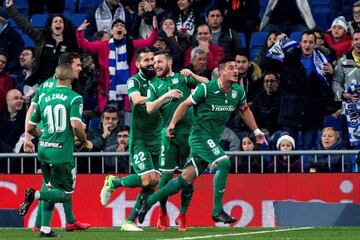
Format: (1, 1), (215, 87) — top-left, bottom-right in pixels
(95, 1), (125, 34)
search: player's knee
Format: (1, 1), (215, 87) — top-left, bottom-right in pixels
(141, 176), (151, 187)
(181, 167), (196, 184)
(216, 159), (231, 172)
(150, 172), (160, 186)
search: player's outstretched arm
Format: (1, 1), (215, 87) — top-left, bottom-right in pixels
(239, 107), (267, 144)
(71, 120), (93, 151)
(167, 96), (193, 137)
(180, 69), (209, 83)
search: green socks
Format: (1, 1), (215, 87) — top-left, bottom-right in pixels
(158, 173), (173, 211)
(41, 200), (54, 226)
(127, 188), (154, 222)
(180, 183), (194, 214)
(147, 176), (191, 208)
(112, 174), (142, 188)
(63, 200), (76, 224)
(212, 159), (231, 216)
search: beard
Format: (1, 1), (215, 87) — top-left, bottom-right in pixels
(156, 66), (170, 78)
(141, 65), (156, 78)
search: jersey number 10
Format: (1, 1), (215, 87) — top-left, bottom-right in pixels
(44, 104), (67, 133)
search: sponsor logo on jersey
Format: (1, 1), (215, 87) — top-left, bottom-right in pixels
(211, 105), (235, 112)
(39, 141), (63, 148)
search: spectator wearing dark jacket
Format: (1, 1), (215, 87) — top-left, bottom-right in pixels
(6, 0), (78, 84)
(266, 31), (335, 150)
(251, 71), (283, 135)
(306, 127), (352, 172)
(0, 52), (14, 111)
(206, 5), (242, 56)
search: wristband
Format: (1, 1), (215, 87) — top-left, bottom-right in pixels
(254, 128), (262, 136)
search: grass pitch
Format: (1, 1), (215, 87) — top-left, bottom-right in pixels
(1, 227), (360, 239)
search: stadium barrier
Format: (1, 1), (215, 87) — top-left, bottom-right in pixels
(1, 173), (359, 227)
(0, 150), (359, 174)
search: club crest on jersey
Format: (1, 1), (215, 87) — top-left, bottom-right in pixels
(172, 78), (179, 84)
(231, 90), (238, 99)
(212, 147), (220, 155)
(128, 79), (134, 88)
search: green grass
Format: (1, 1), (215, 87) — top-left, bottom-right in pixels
(1, 227), (360, 239)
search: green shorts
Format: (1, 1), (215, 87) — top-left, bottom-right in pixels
(186, 134), (228, 176)
(159, 128), (190, 172)
(41, 162), (76, 193)
(129, 137), (161, 175)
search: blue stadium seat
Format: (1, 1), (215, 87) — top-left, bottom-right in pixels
(64, 13), (87, 27)
(290, 31), (302, 42)
(13, 0), (28, 17)
(323, 115), (343, 132)
(64, 0), (76, 14)
(259, 0), (269, 18)
(31, 14), (48, 29)
(249, 32), (268, 61)
(236, 32), (246, 49)
(79, 0), (103, 13)
(310, 0), (332, 30)
(20, 32), (35, 47)
(89, 117), (100, 130)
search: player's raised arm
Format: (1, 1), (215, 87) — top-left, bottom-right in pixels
(167, 96), (193, 137)
(180, 69), (209, 83)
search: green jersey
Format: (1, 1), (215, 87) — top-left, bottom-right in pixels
(127, 72), (162, 139)
(190, 80), (247, 142)
(147, 72), (197, 134)
(32, 76), (57, 105)
(30, 86), (83, 164)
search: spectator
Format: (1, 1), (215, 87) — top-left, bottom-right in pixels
(13, 47), (37, 106)
(157, 17), (190, 71)
(266, 31), (335, 150)
(0, 89), (25, 153)
(88, 105), (120, 152)
(251, 71), (283, 135)
(260, 0), (315, 34)
(312, 28), (336, 62)
(254, 31), (280, 69)
(133, 0), (166, 39)
(104, 126), (130, 173)
(84, 0), (134, 40)
(92, 30), (111, 41)
(27, 0), (65, 18)
(184, 24), (224, 71)
(307, 127), (352, 172)
(206, 5), (242, 56)
(324, 16), (352, 59)
(76, 18), (158, 114)
(170, 0), (205, 37)
(6, 0), (78, 84)
(238, 132), (269, 173)
(267, 134), (301, 173)
(184, 47), (211, 79)
(218, 0), (260, 45)
(0, 7), (23, 72)
(348, 1), (360, 34)
(0, 52), (14, 111)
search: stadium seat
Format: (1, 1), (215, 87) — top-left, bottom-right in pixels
(323, 115), (343, 132)
(64, 0), (76, 14)
(64, 13), (87, 27)
(20, 32), (35, 47)
(236, 32), (246, 49)
(310, 0), (332, 30)
(249, 32), (268, 61)
(13, 0), (28, 18)
(259, 0), (269, 18)
(79, 0), (103, 13)
(290, 31), (302, 42)
(31, 14), (48, 29)
(88, 117), (100, 130)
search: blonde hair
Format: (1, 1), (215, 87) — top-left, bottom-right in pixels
(321, 127), (340, 141)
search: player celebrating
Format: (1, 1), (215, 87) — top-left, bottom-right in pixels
(20, 64), (93, 237)
(100, 48), (162, 231)
(146, 50), (208, 231)
(137, 56), (266, 224)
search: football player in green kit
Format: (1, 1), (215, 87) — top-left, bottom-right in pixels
(100, 47), (162, 231)
(20, 64), (93, 237)
(146, 50), (208, 231)
(23, 52), (91, 233)
(137, 56), (267, 225)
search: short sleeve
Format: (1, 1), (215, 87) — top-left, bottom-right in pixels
(191, 83), (206, 105)
(127, 77), (141, 97)
(29, 103), (41, 125)
(70, 95), (83, 122)
(185, 76), (198, 89)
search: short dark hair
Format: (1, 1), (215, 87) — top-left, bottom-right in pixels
(55, 63), (73, 81)
(263, 71), (280, 81)
(135, 47), (153, 62)
(58, 52), (81, 65)
(218, 56), (235, 72)
(118, 126), (130, 132)
(154, 50), (173, 60)
(22, 47), (34, 54)
(300, 30), (317, 42)
(103, 104), (118, 114)
(207, 5), (223, 16)
(235, 48), (250, 61)
(111, 19), (125, 29)
(195, 24), (212, 35)
(353, 28), (360, 37)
